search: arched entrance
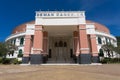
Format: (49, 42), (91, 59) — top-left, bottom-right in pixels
(48, 37), (73, 63)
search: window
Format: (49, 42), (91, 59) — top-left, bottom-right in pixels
(59, 41), (63, 47)
(55, 42), (58, 47)
(64, 42), (67, 47)
(13, 39), (16, 45)
(105, 37), (110, 44)
(20, 37), (24, 45)
(18, 49), (23, 57)
(37, 13), (39, 16)
(19, 49), (22, 54)
(11, 40), (13, 44)
(98, 37), (102, 44)
(99, 49), (104, 57)
(10, 50), (14, 56)
(54, 41), (67, 47)
(109, 39), (111, 44)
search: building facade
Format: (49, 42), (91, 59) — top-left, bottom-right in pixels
(6, 11), (117, 64)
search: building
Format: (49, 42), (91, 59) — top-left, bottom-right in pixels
(6, 11), (117, 64)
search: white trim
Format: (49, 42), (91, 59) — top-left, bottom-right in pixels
(33, 48), (43, 51)
(34, 28), (43, 31)
(24, 52), (30, 54)
(80, 48), (89, 51)
(6, 32), (26, 41)
(90, 36), (96, 38)
(95, 31), (116, 40)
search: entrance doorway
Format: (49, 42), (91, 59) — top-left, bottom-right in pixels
(48, 37), (73, 63)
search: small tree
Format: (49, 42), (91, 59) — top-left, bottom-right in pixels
(7, 43), (15, 56)
(114, 43), (120, 62)
(0, 42), (9, 57)
(101, 44), (115, 58)
(0, 42), (17, 58)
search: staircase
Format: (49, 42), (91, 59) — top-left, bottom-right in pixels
(47, 52), (74, 63)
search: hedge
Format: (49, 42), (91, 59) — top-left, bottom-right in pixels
(0, 58), (22, 64)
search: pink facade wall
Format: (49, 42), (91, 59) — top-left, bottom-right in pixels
(89, 34), (98, 56)
(23, 25), (98, 57)
(79, 24), (89, 54)
(24, 35), (32, 57)
(33, 25), (43, 54)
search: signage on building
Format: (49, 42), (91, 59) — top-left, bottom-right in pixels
(36, 11), (85, 18)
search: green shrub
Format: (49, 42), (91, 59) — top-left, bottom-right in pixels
(12, 58), (18, 64)
(11, 58), (22, 64)
(100, 58), (110, 64)
(111, 58), (120, 63)
(0, 58), (22, 64)
(17, 53), (23, 57)
(0, 57), (2, 63)
(2, 58), (11, 64)
(100, 57), (120, 64)
(18, 60), (22, 64)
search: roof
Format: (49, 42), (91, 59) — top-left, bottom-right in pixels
(12, 20), (110, 34)
(12, 21), (35, 34)
(86, 20), (110, 34)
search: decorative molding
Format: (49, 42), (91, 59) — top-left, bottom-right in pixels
(33, 48), (43, 51)
(24, 52), (30, 54)
(80, 48), (89, 51)
(25, 36), (31, 39)
(90, 35), (96, 38)
(34, 28), (43, 31)
(23, 54), (29, 57)
(95, 31), (116, 40)
(79, 28), (87, 30)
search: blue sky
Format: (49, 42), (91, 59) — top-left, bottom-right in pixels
(0, 0), (119, 41)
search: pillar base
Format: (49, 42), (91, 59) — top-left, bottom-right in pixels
(30, 54), (43, 64)
(73, 55), (77, 63)
(92, 56), (99, 63)
(22, 57), (30, 64)
(79, 54), (91, 64)
(43, 55), (48, 63)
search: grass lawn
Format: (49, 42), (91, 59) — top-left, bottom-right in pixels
(0, 64), (120, 80)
